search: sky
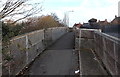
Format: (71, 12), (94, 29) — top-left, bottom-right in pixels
(1, 0), (119, 27)
(36, 0), (119, 27)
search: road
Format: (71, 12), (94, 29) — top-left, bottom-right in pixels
(24, 32), (79, 75)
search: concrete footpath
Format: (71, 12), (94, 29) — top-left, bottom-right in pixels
(24, 32), (79, 75)
(79, 49), (108, 75)
(21, 31), (108, 76)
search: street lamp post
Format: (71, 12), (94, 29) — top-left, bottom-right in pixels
(67, 11), (74, 27)
(63, 11), (74, 27)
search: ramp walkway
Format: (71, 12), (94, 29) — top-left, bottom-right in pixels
(22, 31), (108, 76)
(24, 32), (79, 75)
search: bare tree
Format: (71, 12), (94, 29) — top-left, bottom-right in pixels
(51, 13), (59, 22)
(0, 0), (43, 23)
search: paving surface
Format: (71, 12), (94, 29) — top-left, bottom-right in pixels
(80, 49), (108, 75)
(25, 32), (79, 75)
(23, 31), (108, 76)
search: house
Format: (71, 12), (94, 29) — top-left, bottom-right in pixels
(79, 18), (100, 29)
(111, 16), (120, 24)
(73, 23), (82, 29)
(98, 19), (109, 26)
(88, 18), (97, 26)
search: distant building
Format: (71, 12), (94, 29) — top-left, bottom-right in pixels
(86, 18), (100, 29)
(88, 18), (97, 26)
(118, 1), (120, 17)
(98, 19), (109, 26)
(81, 23), (90, 28)
(111, 16), (120, 24)
(73, 23), (82, 29)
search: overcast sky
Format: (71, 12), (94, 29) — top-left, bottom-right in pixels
(1, 0), (119, 27)
(37, 0), (119, 27)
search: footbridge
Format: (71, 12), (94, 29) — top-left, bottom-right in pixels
(1, 27), (120, 76)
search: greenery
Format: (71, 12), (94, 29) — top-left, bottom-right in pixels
(2, 14), (64, 42)
(2, 22), (23, 41)
(2, 14), (65, 62)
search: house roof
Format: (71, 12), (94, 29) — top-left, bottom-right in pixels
(112, 17), (120, 24)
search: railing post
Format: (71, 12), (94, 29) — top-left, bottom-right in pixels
(26, 35), (29, 64)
